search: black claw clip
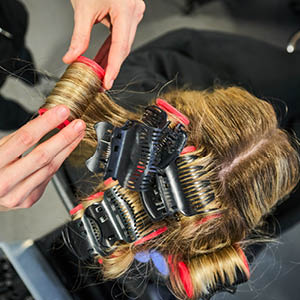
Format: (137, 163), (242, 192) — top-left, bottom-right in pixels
(141, 155), (215, 221)
(62, 186), (141, 260)
(86, 105), (187, 191)
(201, 266), (248, 300)
(86, 122), (114, 173)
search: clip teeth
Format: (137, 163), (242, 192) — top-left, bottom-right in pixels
(108, 185), (151, 238)
(86, 122), (114, 173)
(141, 154), (216, 219)
(177, 155), (216, 214)
(86, 104), (187, 192)
(142, 105), (168, 128)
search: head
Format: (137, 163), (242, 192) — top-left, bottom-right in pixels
(42, 59), (300, 299)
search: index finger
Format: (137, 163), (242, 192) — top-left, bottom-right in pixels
(0, 105), (70, 168)
(103, 15), (131, 89)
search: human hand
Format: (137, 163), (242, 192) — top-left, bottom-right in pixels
(0, 106), (85, 210)
(63, 0), (146, 90)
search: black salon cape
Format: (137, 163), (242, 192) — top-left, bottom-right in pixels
(0, 0), (28, 87)
(112, 28), (300, 234)
(114, 28), (300, 136)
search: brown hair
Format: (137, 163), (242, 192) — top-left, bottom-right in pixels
(42, 62), (300, 299)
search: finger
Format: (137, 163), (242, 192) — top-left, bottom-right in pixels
(1, 131), (84, 209)
(103, 15), (131, 90)
(94, 34), (111, 68)
(63, 10), (94, 64)
(17, 179), (50, 209)
(0, 105), (70, 168)
(127, 1), (145, 52)
(128, 23), (139, 58)
(0, 132), (15, 147)
(0, 119), (85, 198)
(99, 15), (111, 28)
(103, 1), (145, 89)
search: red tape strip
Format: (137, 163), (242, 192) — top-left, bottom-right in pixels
(156, 98), (190, 125)
(196, 213), (222, 225)
(86, 191), (104, 200)
(236, 246), (250, 279)
(104, 177), (115, 186)
(75, 56), (105, 81)
(178, 261), (194, 299)
(180, 146), (196, 155)
(69, 204), (84, 216)
(167, 255), (175, 274)
(98, 258), (103, 264)
(134, 226), (168, 246)
(168, 255), (194, 299)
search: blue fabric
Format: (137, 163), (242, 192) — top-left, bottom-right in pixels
(135, 251), (150, 263)
(135, 250), (169, 276)
(150, 250), (169, 276)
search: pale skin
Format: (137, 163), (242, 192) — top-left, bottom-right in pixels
(63, 0), (146, 90)
(0, 106), (85, 211)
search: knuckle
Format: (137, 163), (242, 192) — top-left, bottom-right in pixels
(128, 0), (136, 10)
(22, 199), (34, 209)
(21, 188), (44, 209)
(0, 180), (11, 198)
(35, 149), (51, 166)
(136, 11), (144, 23)
(120, 43), (129, 57)
(60, 130), (75, 146)
(136, 0), (146, 14)
(72, 28), (89, 44)
(47, 161), (59, 175)
(3, 197), (20, 209)
(18, 129), (34, 147)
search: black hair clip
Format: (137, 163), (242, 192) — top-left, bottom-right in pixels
(62, 185), (151, 260)
(141, 155), (215, 221)
(86, 105), (187, 191)
(201, 266), (248, 300)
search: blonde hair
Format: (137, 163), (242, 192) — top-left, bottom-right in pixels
(42, 61), (300, 299)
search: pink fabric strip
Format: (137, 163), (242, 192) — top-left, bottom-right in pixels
(236, 246), (250, 278)
(69, 203), (84, 216)
(134, 226), (168, 246)
(156, 98), (190, 125)
(180, 146), (196, 155)
(178, 261), (194, 298)
(196, 213), (222, 225)
(75, 56), (105, 81)
(86, 191), (104, 200)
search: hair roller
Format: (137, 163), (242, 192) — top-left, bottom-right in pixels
(168, 245), (249, 300)
(42, 57), (104, 121)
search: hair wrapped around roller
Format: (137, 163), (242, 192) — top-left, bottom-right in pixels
(41, 58), (300, 300)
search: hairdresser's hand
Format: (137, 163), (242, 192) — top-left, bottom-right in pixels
(63, 0), (145, 90)
(0, 106), (85, 211)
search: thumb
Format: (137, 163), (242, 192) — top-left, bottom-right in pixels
(63, 13), (93, 64)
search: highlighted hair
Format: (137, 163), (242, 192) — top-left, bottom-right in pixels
(42, 61), (300, 299)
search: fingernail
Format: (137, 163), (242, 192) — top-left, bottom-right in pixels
(63, 48), (77, 63)
(73, 120), (85, 132)
(106, 79), (114, 90)
(57, 106), (69, 119)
